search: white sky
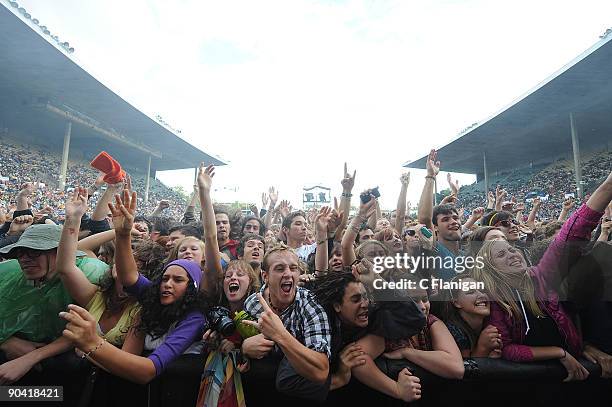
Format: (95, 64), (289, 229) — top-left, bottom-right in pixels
(13, 0), (612, 209)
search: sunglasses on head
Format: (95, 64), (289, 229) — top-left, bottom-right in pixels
(404, 229), (417, 237)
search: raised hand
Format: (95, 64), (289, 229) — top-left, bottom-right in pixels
(279, 200), (290, 219)
(487, 191), (495, 207)
(19, 182), (36, 196)
(249, 204), (259, 217)
(261, 192), (269, 208)
(440, 194), (457, 206)
(447, 173), (459, 195)
(513, 203), (525, 213)
(158, 199), (170, 210)
(108, 187), (137, 236)
(197, 163), (215, 192)
(358, 195), (377, 219)
(241, 293), (287, 343)
(314, 206), (332, 234)
(341, 163), (356, 192)
(471, 207), (485, 220)
(426, 149), (440, 177)
(400, 172), (411, 186)
(8, 215), (34, 236)
(562, 197), (575, 211)
(495, 186), (507, 201)
(532, 197), (542, 208)
(65, 187), (89, 219)
(268, 187), (279, 206)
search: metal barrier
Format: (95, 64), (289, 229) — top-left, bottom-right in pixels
(4, 352), (611, 407)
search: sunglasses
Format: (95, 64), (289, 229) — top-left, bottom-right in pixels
(404, 229), (417, 237)
(498, 220), (519, 228)
(13, 248), (46, 259)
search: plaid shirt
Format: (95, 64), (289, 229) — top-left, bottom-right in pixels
(244, 284), (331, 358)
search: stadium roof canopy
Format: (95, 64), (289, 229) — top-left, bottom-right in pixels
(0, 3), (224, 173)
(404, 31), (612, 177)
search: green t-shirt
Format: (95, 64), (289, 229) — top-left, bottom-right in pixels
(0, 257), (108, 344)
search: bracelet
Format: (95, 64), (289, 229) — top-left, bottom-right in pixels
(425, 175), (436, 180)
(341, 192), (352, 198)
(316, 238), (327, 246)
(559, 349), (567, 360)
(82, 338), (106, 359)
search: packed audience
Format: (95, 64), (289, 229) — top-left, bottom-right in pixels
(0, 143), (611, 406)
(457, 150), (612, 221)
(0, 140), (186, 219)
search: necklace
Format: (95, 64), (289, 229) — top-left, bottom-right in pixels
(268, 291), (283, 314)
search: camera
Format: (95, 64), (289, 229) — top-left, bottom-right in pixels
(360, 187), (381, 204)
(207, 306), (236, 337)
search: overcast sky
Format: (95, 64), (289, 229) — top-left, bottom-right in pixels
(13, 0), (612, 209)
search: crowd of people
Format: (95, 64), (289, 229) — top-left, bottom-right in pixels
(0, 144), (611, 406)
(0, 140), (186, 220)
(458, 150), (612, 221)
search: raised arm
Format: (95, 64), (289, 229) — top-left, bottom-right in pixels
(366, 201), (378, 231)
(494, 185), (507, 211)
(486, 191), (495, 211)
(341, 198), (376, 267)
(150, 200), (170, 218)
(534, 173), (612, 290)
(56, 187), (98, 306)
(557, 197), (574, 222)
(263, 187), (278, 230)
(91, 182), (123, 222)
(314, 207), (332, 272)
(337, 163), (356, 241)
(198, 164), (223, 294)
(586, 171), (612, 212)
(447, 173), (460, 197)
(182, 184), (199, 224)
(463, 207), (485, 230)
(108, 188), (139, 287)
(417, 149), (439, 230)
(395, 173), (410, 233)
(16, 182), (35, 211)
(527, 197), (541, 229)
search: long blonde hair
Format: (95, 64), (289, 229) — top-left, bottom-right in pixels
(471, 240), (545, 321)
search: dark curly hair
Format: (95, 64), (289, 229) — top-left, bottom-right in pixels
(311, 271), (360, 317)
(137, 276), (209, 339)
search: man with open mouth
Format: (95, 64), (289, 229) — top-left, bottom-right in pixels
(242, 244), (332, 401)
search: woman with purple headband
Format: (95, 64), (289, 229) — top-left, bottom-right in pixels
(60, 187), (208, 384)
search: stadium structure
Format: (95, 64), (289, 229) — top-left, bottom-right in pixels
(405, 29), (612, 200)
(0, 1), (224, 201)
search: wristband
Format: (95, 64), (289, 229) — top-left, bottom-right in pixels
(341, 192), (352, 198)
(317, 238), (327, 246)
(559, 349), (567, 360)
(425, 175), (436, 180)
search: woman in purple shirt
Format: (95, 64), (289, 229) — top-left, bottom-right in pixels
(472, 171), (612, 382)
(60, 187), (208, 384)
